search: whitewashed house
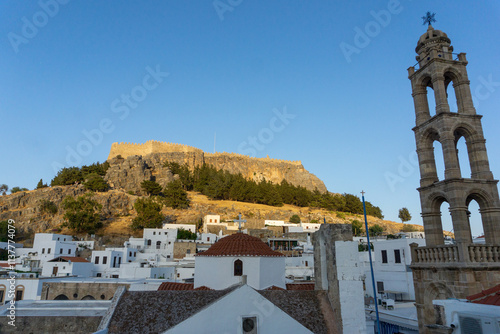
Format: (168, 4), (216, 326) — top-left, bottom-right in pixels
(41, 256), (92, 277)
(360, 238), (426, 301)
(16, 234), (81, 272)
(194, 232), (286, 290)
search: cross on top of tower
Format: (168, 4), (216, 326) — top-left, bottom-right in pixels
(422, 12), (436, 26)
(234, 214), (246, 232)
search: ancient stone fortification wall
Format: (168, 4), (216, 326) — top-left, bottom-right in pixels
(106, 141), (327, 192)
(108, 140), (203, 160)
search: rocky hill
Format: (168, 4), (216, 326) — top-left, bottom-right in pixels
(106, 141), (327, 193)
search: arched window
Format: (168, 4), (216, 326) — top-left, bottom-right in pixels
(54, 294), (69, 300)
(147, 239), (152, 246)
(81, 295), (95, 300)
(15, 286), (24, 301)
(156, 241), (161, 249)
(234, 259), (243, 276)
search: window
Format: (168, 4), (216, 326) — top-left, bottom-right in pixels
(186, 249), (191, 254)
(68, 249), (71, 254)
(113, 257), (117, 268)
(394, 249), (401, 264)
(42, 248), (45, 254)
(207, 237), (210, 242)
(129, 251), (132, 257)
(111, 275), (119, 279)
(118, 257), (121, 266)
(381, 250), (388, 264)
(305, 261), (308, 267)
(147, 239), (152, 246)
(156, 241), (161, 249)
(210, 219), (212, 222)
(153, 232), (156, 235)
(134, 252), (136, 257)
(47, 248), (51, 254)
(95, 256), (100, 264)
(103, 257), (107, 265)
(377, 281), (384, 294)
(96, 273), (102, 277)
(57, 238), (60, 241)
(0, 285), (5, 303)
(234, 259), (243, 276)
(60, 248), (63, 254)
(15, 286), (24, 301)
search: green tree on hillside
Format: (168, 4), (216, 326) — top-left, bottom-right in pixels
(51, 167), (84, 186)
(0, 184), (7, 196)
(163, 180), (190, 209)
(141, 180), (163, 196)
(351, 220), (363, 236)
(368, 224), (384, 237)
(84, 173), (110, 192)
(10, 187), (28, 193)
(398, 207), (412, 223)
(0, 221), (8, 242)
(132, 197), (165, 230)
(62, 193), (103, 234)
(39, 199), (58, 215)
(36, 179), (48, 189)
(289, 214), (301, 224)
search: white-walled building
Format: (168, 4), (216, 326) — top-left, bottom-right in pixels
(41, 257), (92, 278)
(16, 234), (83, 272)
(194, 232), (286, 290)
(360, 238), (426, 301)
(162, 223), (196, 233)
(204, 214), (221, 224)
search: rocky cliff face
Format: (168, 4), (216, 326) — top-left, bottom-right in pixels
(0, 186), (135, 235)
(105, 142), (327, 193)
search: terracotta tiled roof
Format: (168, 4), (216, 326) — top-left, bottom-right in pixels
(48, 256), (89, 263)
(193, 286), (212, 290)
(265, 285), (285, 290)
(158, 282), (194, 291)
(196, 233), (284, 257)
(286, 283), (315, 291)
(467, 284), (500, 306)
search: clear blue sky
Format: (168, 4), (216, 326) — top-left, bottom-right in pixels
(1, 1), (499, 236)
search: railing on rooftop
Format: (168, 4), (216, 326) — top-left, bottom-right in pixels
(413, 245), (458, 264)
(468, 245), (500, 263)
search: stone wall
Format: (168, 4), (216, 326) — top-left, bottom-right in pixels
(0, 316), (102, 334)
(412, 265), (500, 333)
(41, 282), (130, 300)
(173, 241), (197, 259)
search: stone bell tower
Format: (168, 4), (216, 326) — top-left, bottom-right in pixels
(407, 24), (500, 333)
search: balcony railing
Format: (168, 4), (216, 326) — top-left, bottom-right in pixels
(468, 245), (500, 263)
(412, 244), (500, 265)
(414, 245), (458, 264)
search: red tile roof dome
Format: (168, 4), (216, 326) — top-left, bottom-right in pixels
(197, 233), (284, 257)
